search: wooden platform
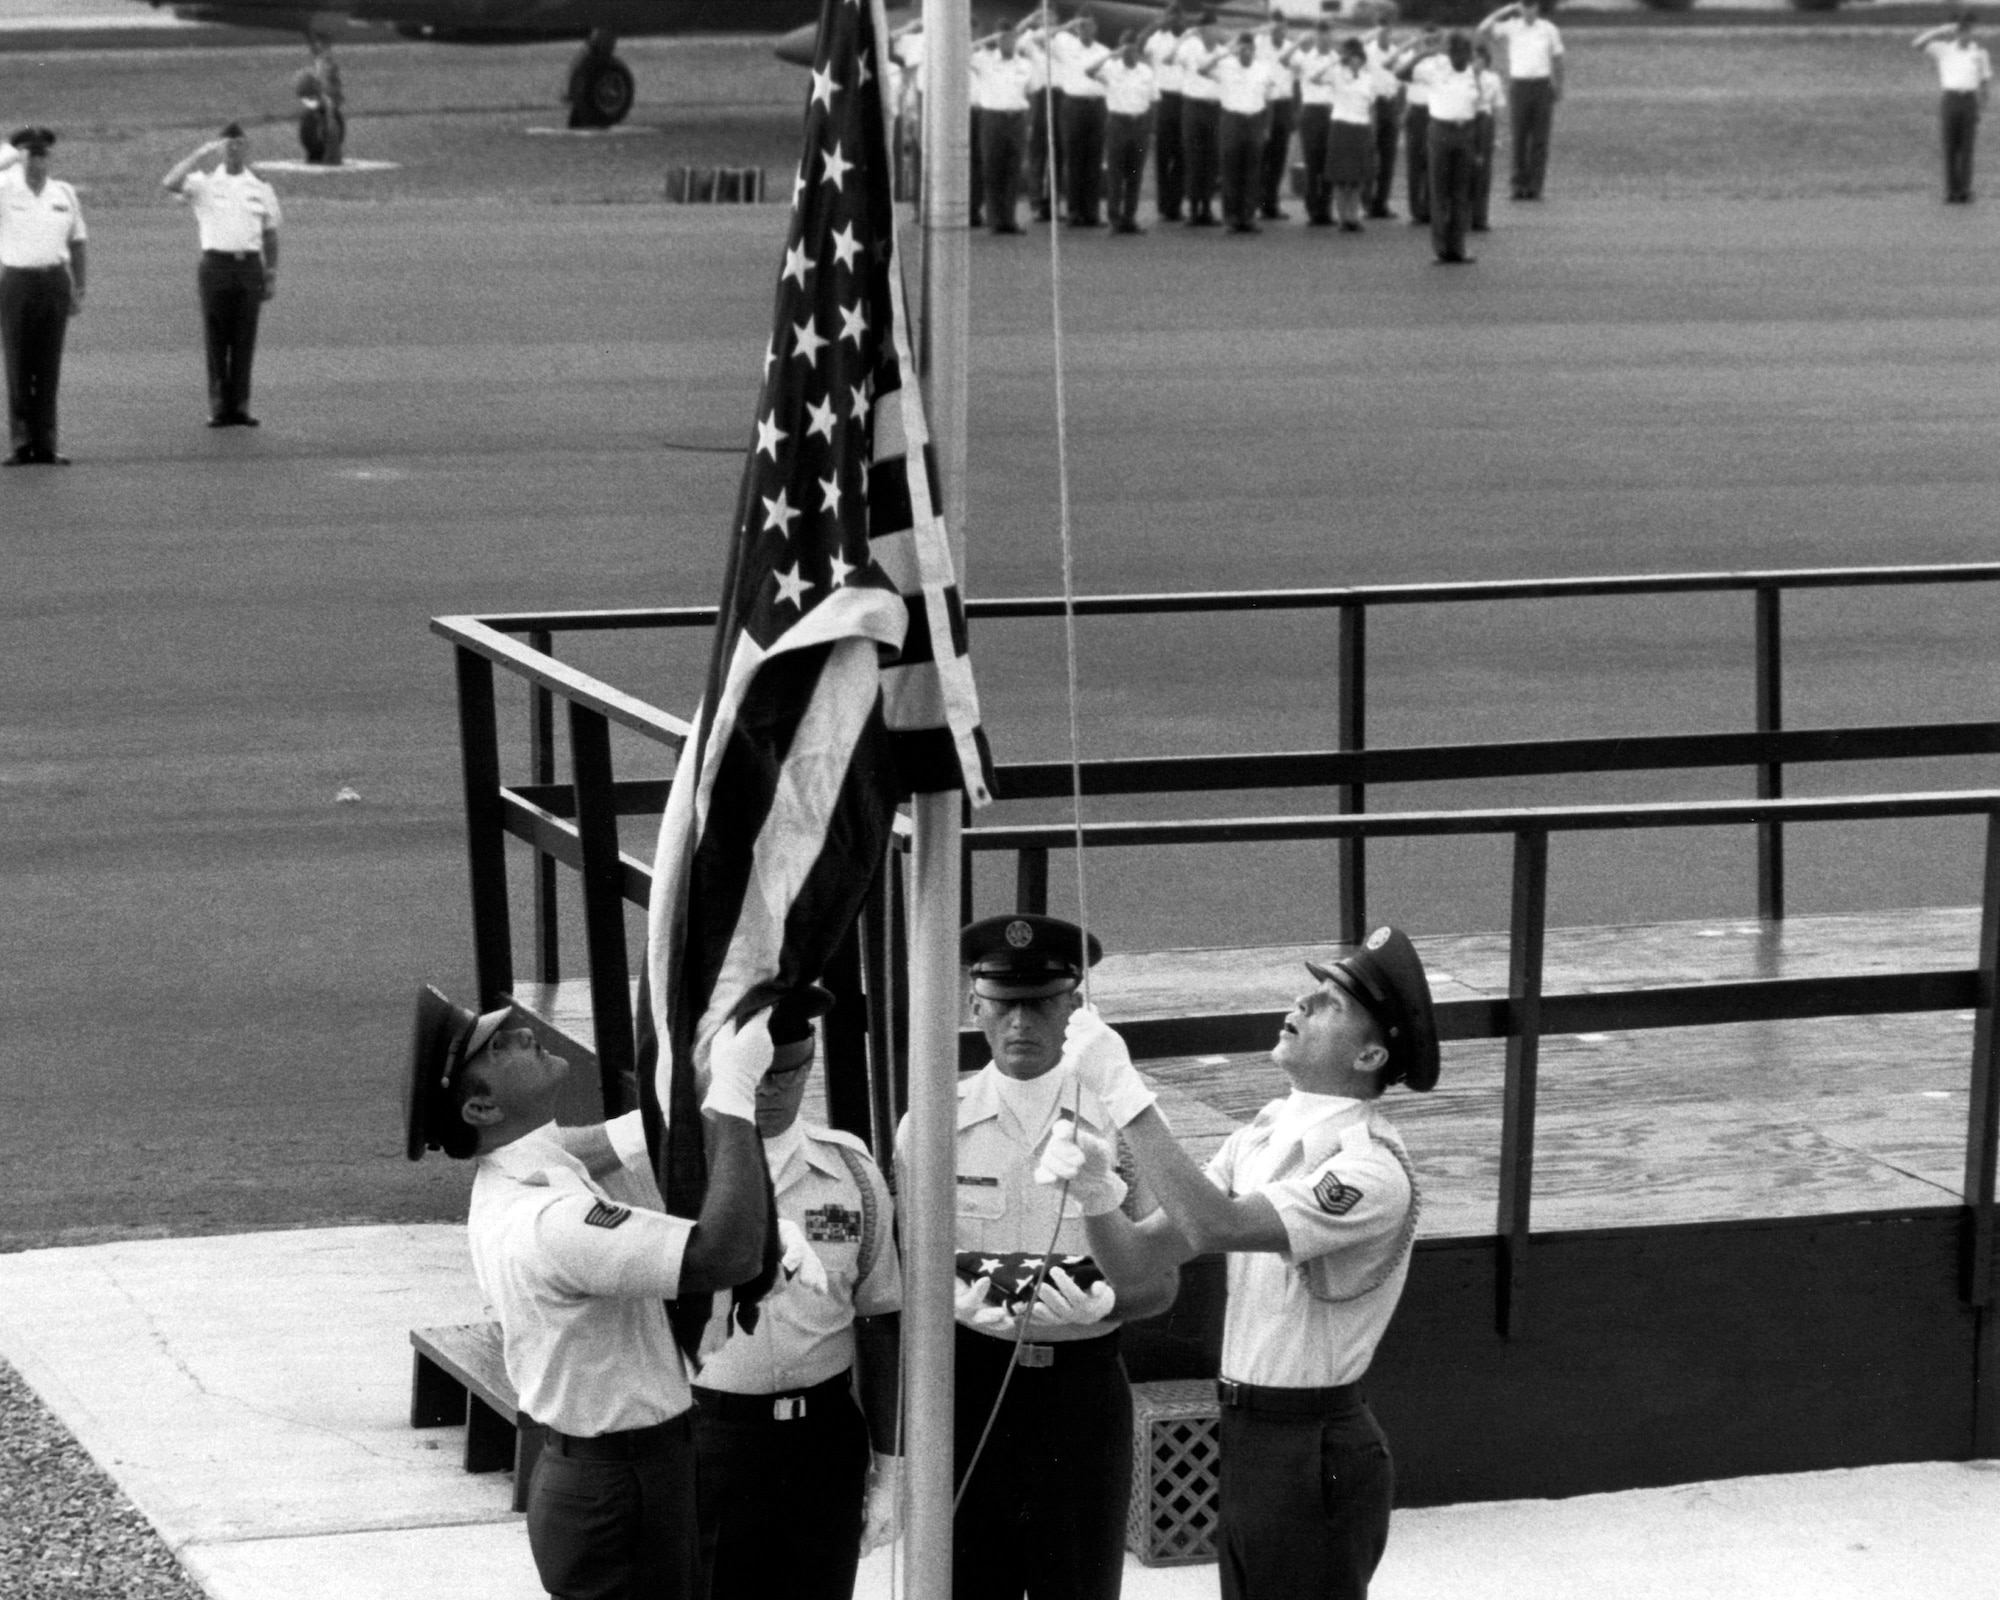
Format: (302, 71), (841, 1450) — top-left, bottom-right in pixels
(511, 907), (1985, 1240)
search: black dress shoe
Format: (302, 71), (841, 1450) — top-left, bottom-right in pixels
(991, 223), (1024, 235)
(1367, 207), (1393, 219)
(1341, 220), (1364, 233)
(235, 414), (260, 427)
(1261, 207), (1288, 221)
(43, 451), (70, 464)
(1188, 213), (1217, 227)
(209, 415), (232, 428)
(1231, 221), (1261, 233)
(3, 449), (28, 466)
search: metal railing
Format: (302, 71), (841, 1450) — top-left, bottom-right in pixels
(432, 563), (2000, 1332)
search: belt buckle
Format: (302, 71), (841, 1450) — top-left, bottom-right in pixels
(1015, 1344), (1055, 1370)
(1215, 1379), (1245, 1407)
(772, 1395), (806, 1421)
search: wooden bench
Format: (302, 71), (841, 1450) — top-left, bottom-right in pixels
(410, 1321), (541, 1512)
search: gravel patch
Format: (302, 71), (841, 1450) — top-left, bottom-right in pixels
(0, 1359), (206, 1600)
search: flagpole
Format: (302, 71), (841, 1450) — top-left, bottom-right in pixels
(907, 0), (969, 1594)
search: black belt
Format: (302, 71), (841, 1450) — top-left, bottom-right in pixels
(1216, 1379), (1362, 1416)
(202, 250), (263, 262)
(2, 263), (68, 274)
(540, 1412), (691, 1460)
(959, 1325), (1122, 1370)
(692, 1369), (852, 1423)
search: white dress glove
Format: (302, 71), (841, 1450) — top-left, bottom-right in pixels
(954, 1273), (1014, 1331)
(1061, 1005), (1156, 1127)
(702, 1010), (774, 1122)
(776, 1218), (831, 1295)
(1034, 1118), (1128, 1217)
(859, 1451), (903, 1554)
(1026, 1266), (1117, 1329)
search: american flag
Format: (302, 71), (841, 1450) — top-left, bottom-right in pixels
(957, 1251), (1108, 1311)
(641, 0), (991, 1347)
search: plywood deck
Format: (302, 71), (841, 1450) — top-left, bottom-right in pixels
(514, 908), (1987, 1243)
(1111, 910), (1983, 1239)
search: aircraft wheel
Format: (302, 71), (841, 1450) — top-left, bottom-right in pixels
(578, 59), (636, 128)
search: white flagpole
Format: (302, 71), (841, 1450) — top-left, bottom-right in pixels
(906, 0), (969, 1595)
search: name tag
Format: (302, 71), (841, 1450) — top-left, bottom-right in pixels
(957, 1175), (1000, 1188)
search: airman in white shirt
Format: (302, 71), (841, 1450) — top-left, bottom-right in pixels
(1408, 33), (1481, 262)
(1256, 17), (1301, 220)
(1478, 0), (1564, 199)
(1176, 11), (1228, 224)
(1144, 6), (1189, 219)
(1201, 32), (1280, 231)
(0, 127), (84, 465)
(1915, 15), (1993, 202)
(1051, 926), (1441, 1600)
(1091, 33), (1158, 232)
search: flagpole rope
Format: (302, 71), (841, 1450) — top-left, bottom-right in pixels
(1038, 62), (1094, 1013)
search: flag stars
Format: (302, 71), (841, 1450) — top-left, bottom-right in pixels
(773, 563), (813, 610)
(828, 549), (855, 588)
(819, 472), (842, 515)
(850, 382), (873, 425)
(792, 165), (807, 205)
(805, 395), (837, 443)
(830, 224), (862, 271)
(782, 241), (813, 290)
(810, 65), (838, 110)
(793, 317), (829, 366)
(821, 142), (854, 191)
(763, 339), (776, 378)
(838, 301), (868, 349)
(756, 411), (787, 462)
(762, 488), (800, 538)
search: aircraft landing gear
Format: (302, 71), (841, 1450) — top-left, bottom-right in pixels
(566, 31), (635, 129)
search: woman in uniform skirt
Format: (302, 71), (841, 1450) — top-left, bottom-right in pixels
(1326, 39), (1378, 231)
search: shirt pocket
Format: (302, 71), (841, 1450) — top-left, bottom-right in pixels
(955, 1177), (1007, 1224)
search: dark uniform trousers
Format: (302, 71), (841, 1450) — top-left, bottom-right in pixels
(1062, 94), (1108, 224)
(952, 1326), (1131, 1600)
(1264, 93), (1296, 216)
(970, 108), (986, 226)
(1260, 93), (1298, 216)
(1428, 116), (1476, 260)
(1217, 1390), (1394, 1600)
(197, 250), (266, 421)
(1105, 111), (1150, 228)
(1029, 93), (1055, 217)
(1508, 76), (1555, 198)
(0, 264), (71, 458)
(1941, 89), (1980, 202)
(526, 1414), (703, 1600)
(985, 109), (1027, 229)
(1298, 104), (1333, 222)
(1182, 97), (1221, 218)
(1219, 109), (1267, 227)
(1154, 90), (1186, 218)
(1403, 104), (1431, 223)
(1470, 109), (1496, 228)
(1367, 94), (1400, 215)
(693, 1373), (870, 1600)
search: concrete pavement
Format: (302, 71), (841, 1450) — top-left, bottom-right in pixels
(3, 1225), (1997, 1600)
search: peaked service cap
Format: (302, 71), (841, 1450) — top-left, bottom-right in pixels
(1305, 926), (1441, 1092)
(962, 913), (1103, 1000)
(405, 986), (513, 1160)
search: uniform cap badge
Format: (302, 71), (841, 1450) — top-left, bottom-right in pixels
(1005, 919), (1035, 948)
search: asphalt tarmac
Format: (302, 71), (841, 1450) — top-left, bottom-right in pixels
(5, 32), (2000, 1251)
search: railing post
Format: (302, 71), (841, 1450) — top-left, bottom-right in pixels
(1755, 585), (1784, 922)
(528, 629), (560, 985)
(1497, 826), (1548, 1340)
(454, 647), (514, 1007)
(1016, 846), (1049, 914)
(890, 843), (912, 1120)
(1964, 811), (2000, 1309)
(567, 703), (638, 1118)
(1337, 602), (1366, 944)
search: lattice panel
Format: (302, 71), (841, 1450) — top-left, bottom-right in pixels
(1125, 1379), (1220, 1566)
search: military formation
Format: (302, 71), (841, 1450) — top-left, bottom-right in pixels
(411, 910), (1441, 1600)
(894, 2), (1563, 265)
